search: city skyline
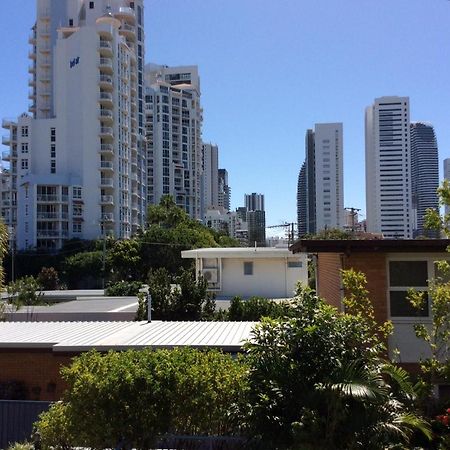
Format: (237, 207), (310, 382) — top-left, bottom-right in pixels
(1, 0), (449, 232)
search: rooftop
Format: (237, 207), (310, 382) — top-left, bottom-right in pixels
(0, 321), (256, 353)
(290, 239), (450, 254)
(182, 247), (302, 259)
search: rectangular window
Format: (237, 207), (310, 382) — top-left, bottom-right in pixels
(50, 128), (56, 142)
(50, 160), (56, 174)
(21, 159), (29, 170)
(89, 1), (94, 9)
(21, 143), (28, 153)
(243, 262), (253, 276)
(288, 260), (302, 268)
(389, 260), (428, 317)
(50, 144), (56, 158)
(73, 222), (82, 233)
(72, 187), (82, 199)
(21, 126), (28, 137)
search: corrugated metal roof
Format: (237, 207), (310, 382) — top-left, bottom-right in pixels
(182, 247), (302, 259)
(0, 321), (256, 352)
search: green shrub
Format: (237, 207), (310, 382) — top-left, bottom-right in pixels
(105, 280), (142, 296)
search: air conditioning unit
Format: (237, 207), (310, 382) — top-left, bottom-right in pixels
(202, 268), (218, 283)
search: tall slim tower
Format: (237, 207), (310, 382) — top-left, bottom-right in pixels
(144, 64), (203, 219)
(410, 122), (439, 237)
(201, 143), (219, 213)
(245, 193), (264, 212)
(218, 168), (230, 211)
(365, 96), (412, 239)
(2, 0), (146, 250)
(296, 123), (344, 235)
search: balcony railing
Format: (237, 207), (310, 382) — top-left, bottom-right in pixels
(100, 110), (113, 118)
(36, 194), (58, 202)
(100, 195), (114, 204)
(100, 178), (114, 187)
(101, 213), (114, 222)
(100, 161), (113, 169)
(100, 144), (114, 153)
(99, 92), (113, 101)
(100, 127), (113, 135)
(99, 58), (113, 68)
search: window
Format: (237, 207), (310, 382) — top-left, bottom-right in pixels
(50, 128), (56, 142)
(21, 126), (28, 137)
(244, 262), (253, 276)
(50, 144), (56, 158)
(89, 1), (94, 9)
(21, 143), (28, 153)
(21, 159), (29, 170)
(288, 260), (302, 268)
(389, 260), (428, 317)
(50, 160), (56, 174)
(72, 187), (82, 199)
(69, 19), (73, 26)
(73, 222), (82, 233)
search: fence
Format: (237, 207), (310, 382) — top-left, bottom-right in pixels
(0, 400), (51, 449)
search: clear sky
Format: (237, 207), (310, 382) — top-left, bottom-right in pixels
(1, 0), (449, 232)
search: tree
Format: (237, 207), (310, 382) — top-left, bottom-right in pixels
(244, 284), (430, 449)
(144, 267), (215, 321)
(7, 276), (44, 308)
(62, 250), (105, 289)
(37, 267), (60, 290)
(36, 348), (248, 449)
(107, 239), (142, 281)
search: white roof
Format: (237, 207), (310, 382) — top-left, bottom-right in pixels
(182, 247), (302, 259)
(0, 321), (256, 353)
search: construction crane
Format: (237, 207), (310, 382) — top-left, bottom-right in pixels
(266, 222), (297, 246)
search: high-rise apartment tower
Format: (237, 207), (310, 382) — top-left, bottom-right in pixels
(2, 0), (146, 250)
(410, 122), (439, 237)
(144, 64), (203, 219)
(365, 96), (412, 239)
(297, 123), (344, 235)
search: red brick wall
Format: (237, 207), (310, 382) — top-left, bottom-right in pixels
(342, 253), (388, 325)
(317, 253), (343, 310)
(0, 350), (74, 401)
(316, 252), (388, 325)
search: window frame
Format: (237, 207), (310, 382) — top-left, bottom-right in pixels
(243, 261), (253, 276)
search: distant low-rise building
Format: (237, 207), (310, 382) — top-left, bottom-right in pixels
(182, 247), (308, 299)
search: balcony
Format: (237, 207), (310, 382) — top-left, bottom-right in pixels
(99, 127), (113, 139)
(28, 50), (37, 60)
(101, 213), (114, 222)
(99, 40), (113, 56)
(100, 160), (113, 170)
(28, 91), (36, 100)
(28, 63), (36, 73)
(119, 23), (136, 40)
(40, 89), (51, 97)
(132, 201), (139, 210)
(28, 77), (36, 87)
(40, 28), (51, 38)
(2, 119), (16, 129)
(99, 75), (113, 90)
(116, 7), (136, 23)
(37, 230), (62, 238)
(40, 10), (50, 21)
(99, 92), (113, 107)
(99, 109), (113, 124)
(100, 178), (114, 187)
(39, 58), (51, 68)
(39, 44), (50, 54)
(100, 143), (114, 154)
(29, 32), (37, 44)
(2, 136), (10, 146)
(100, 195), (114, 204)
(37, 194), (58, 202)
(37, 212), (60, 220)
(99, 57), (113, 73)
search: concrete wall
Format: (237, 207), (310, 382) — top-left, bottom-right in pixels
(219, 256), (307, 299)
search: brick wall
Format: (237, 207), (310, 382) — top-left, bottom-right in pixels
(0, 350), (74, 401)
(316, 251), (388, 325)
(316, 253), (343, 310)
(342, 252), (388, 325)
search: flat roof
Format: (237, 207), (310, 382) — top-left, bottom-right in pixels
(290, 239), (450, 254)
(0, 321), (256, 353)
(182, 247), (303, 259)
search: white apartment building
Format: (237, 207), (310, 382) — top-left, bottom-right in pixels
(365, 96), (412, 239)
(297, 123), (344, 234)
(201, 143), (219, 214)
(144, 64), (203, 219)
(314, 123), (344, 231)
(2, 0), (146, 250)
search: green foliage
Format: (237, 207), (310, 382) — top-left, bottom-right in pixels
(7, 276), (45, 308)
(62, 250), (104, 288)
(0, 219), (8, 292)
(226, 296), (294, 321)
(244, 284), (429, 449)
(107, 239), (142, 281)
(146, 267), (215, 321)
(35, 348), (247, 449)
(302, 228), (352, 240)
(105, 280), (142, 296)
(37, 266), (60, 290)
(6, 442), (33, 450)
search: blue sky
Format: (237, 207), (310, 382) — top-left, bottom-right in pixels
(1, 0), (449, 231)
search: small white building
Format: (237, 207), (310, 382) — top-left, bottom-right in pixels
(182, 247), (308, 299)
